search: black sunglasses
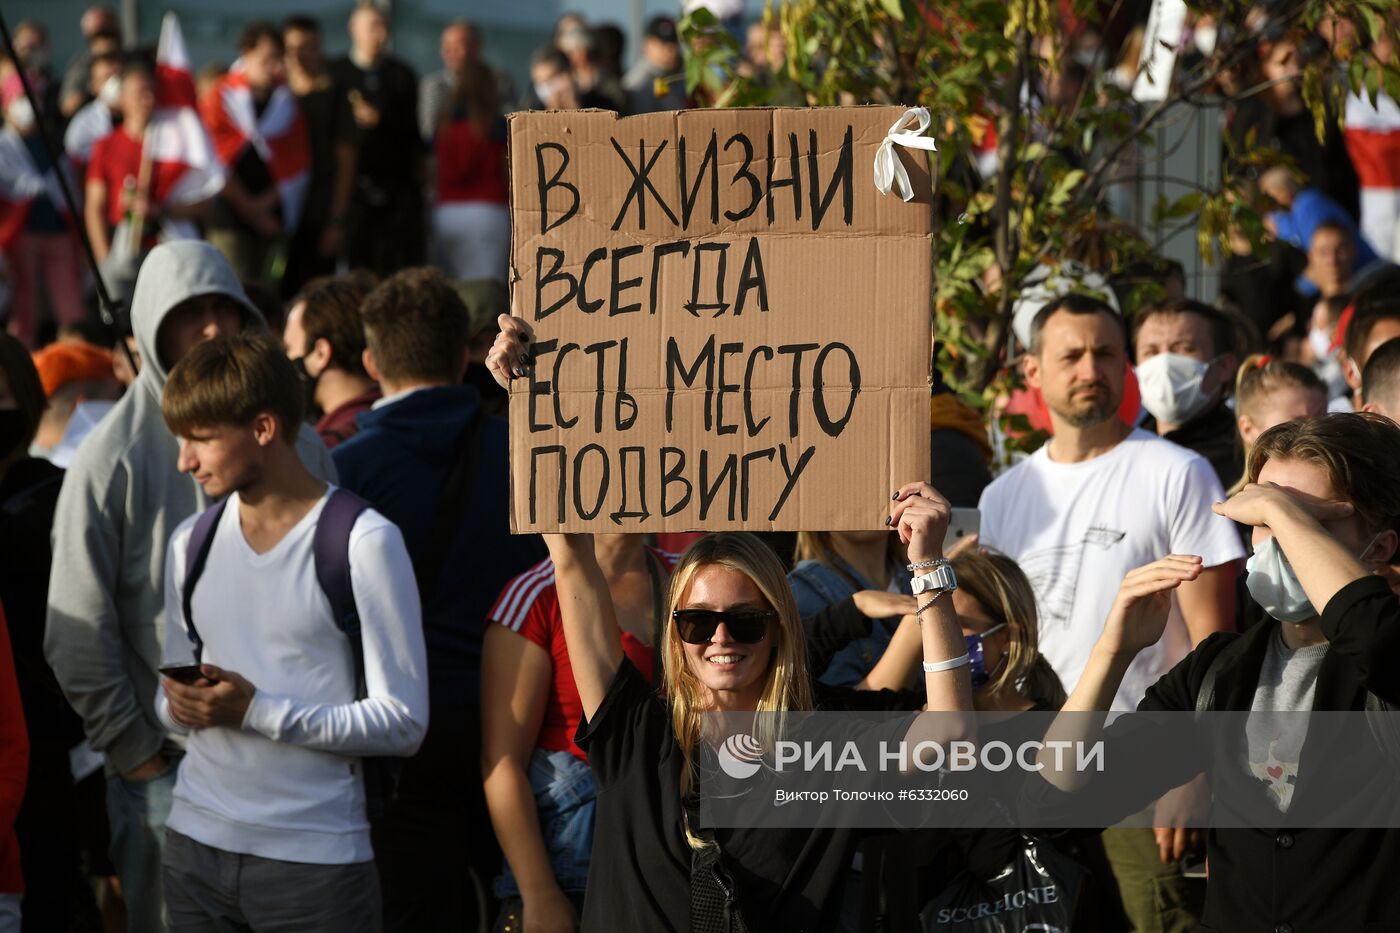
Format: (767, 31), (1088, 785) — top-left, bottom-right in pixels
(672, 608), (775, 645)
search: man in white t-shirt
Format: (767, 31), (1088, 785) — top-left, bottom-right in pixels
(154, 332), (428, 930)
(979, 293), (1244, 933)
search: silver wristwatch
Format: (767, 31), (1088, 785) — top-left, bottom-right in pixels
(910, 563), (958, 596)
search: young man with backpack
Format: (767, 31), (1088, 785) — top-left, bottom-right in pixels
(155, 333), (427, 930)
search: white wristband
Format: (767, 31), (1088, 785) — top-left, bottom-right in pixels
(922, 653), (970, 674)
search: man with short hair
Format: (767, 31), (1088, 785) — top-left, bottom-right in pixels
(1132, 298), (1243, 487)
(329, 2), (424, 277)
(281, 16), (356, 298)
(44, 241), (335, 933)
(157, 332), (426, 931)
(1361, 336), (1400, 421)
(332, 267), (545, 931)
(283, 275), (380, 447)
(1340, 267), (1400, 407)
(624, 16), (687, 113)
(59, 5), (121, 117)
(1301, 220), (1361, 298)
(979, 293), (1244, 933)
(201, 22), (309, 291)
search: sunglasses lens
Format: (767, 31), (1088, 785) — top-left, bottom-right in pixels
(724, 611), (769, 643)
(673, 610), (718, 644)
(672, 609), (770, 644)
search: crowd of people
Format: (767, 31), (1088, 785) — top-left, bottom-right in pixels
(0, 2), (1397, 933)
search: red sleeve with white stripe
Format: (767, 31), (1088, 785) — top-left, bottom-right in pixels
(488, 558), (559, 649)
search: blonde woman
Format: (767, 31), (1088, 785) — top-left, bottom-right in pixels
(1231, 355), (1328, 495)
(488, 318), (974, 932)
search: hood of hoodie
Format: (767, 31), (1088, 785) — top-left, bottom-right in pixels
(130, 240), (261, 393)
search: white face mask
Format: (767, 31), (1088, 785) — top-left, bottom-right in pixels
(1247, 533), (1380, 624)
(1245, 536), (1315, 623)
(1136, 352), (1217, 426)
(5, 97), (35, 133)
(1194, 25), (1218, 57)
(1308, 327), (1335, 361)
(99, 73), (122, 108)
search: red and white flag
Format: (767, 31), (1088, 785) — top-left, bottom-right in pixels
(201, 56), (311, 232)
(148, 12), (225, 216)
(0, 126), (71, 251)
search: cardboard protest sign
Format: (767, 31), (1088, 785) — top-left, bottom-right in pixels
(508, 106), (932, 532)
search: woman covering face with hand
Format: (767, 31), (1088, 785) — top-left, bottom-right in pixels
(486, 317), (975, 932)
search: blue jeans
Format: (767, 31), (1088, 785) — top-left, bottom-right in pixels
(493, 749), (596, 899)
(106, 759), (178, 933)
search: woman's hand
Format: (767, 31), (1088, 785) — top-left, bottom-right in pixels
(1213, 482), (1352, 529)
(486, 314), (536, 389)
(521, 885), (578, 933)
(889, 482), (952, 565)
(852, 590), (918, 619)
(1098, 556), (1203, 658)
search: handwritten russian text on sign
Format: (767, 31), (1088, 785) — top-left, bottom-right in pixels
(509, 106), (932, 532)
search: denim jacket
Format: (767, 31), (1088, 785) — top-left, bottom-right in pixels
(787, 558), (913, 688)
(494, 747), (597, 898)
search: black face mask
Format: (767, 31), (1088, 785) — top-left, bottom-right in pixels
(0, 409), (28, 460)
(289, 356), (322, 422)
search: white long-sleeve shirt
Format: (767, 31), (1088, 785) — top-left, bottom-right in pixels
(157, 488), (428, 864)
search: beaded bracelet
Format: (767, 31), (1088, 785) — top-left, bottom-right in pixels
(907, 557), (950, 572)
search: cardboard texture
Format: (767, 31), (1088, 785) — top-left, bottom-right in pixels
(508, 106), (933, 532)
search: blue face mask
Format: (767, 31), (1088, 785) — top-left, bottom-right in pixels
(965, 623), (1007, 688)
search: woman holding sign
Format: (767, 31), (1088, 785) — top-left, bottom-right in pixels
(488, 319), (974, 932)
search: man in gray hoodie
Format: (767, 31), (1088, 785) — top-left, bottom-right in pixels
(44, 241), (336, 932)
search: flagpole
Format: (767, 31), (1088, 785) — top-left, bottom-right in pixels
(128, 125), (155, 256)
(0, 9), (135, 371)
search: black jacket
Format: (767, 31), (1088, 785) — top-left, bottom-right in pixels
(1142, 401), (1243, 492)
(1022, 575), (1400, 932)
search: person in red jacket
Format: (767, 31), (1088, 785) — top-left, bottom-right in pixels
(431, 61), (507, 282)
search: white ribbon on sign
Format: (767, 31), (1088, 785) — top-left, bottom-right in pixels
(873, 107), (939, 201)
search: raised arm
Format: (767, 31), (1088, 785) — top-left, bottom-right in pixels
(544, 535), (624, 722)
(1213, 483), (1372, 611)
(1036, 555), (1202, 790)
(882, 483), (976, 761)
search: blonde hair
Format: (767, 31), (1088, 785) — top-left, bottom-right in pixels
(951, 550), (1066, 709)
(1230, 354), (1327, 493)
(663, 533), (813, 849)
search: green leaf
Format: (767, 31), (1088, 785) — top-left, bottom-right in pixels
(879, 0), (906, 21)
(1048, 169), (1086, 208)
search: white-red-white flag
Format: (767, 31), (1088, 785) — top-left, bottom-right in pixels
(0, 126), (71, 251)
(201, 59), (311, 233)
(148, 12), (224, 212)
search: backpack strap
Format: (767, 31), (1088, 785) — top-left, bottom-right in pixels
(312, 488), (372, 698)
(1193, 644), (1228, 716)
(180, 498), (230, 664)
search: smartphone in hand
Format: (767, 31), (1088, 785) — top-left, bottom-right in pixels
(160, 663), (210, 686)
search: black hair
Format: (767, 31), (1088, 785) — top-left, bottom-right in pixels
(1028, 293), (1126, 354)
